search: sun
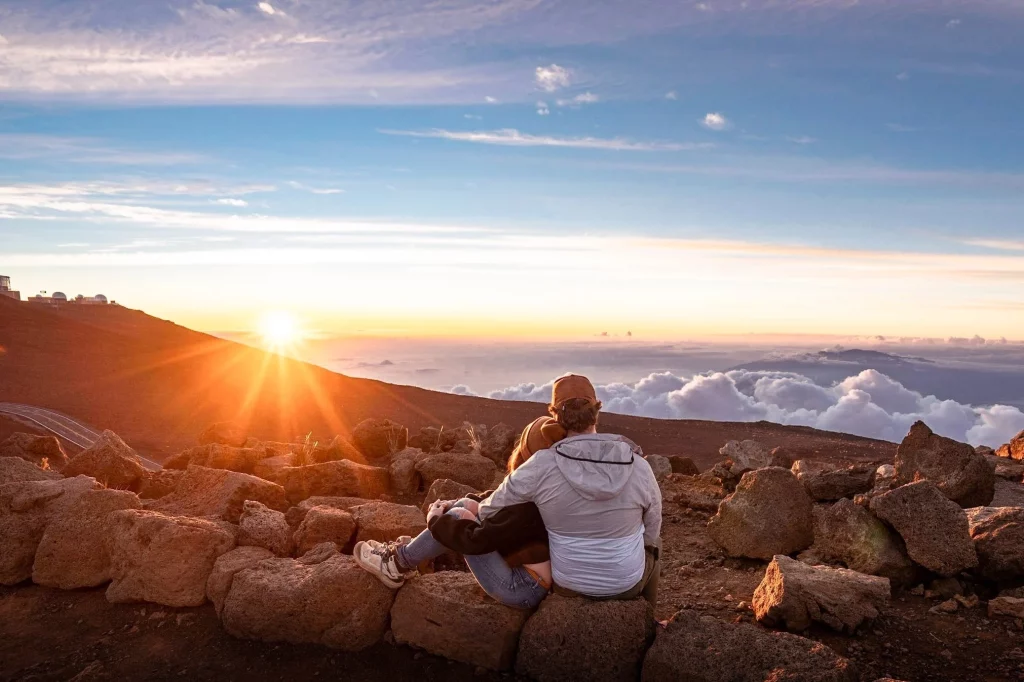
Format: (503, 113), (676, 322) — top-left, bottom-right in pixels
(258, 311), (303, 351)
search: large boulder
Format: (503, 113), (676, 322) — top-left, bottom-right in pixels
(792, 460), (875, 501)
(516, 595), (654, 682)
(105, 509), (236, 607)
(197, 422), (248, 448)
(992, 479), (1024, 507)
(220, 544), (394, 650)
(352, 418), (408, 461)
(667, 456), (700, 476)
(812, 499), (915, 585)
(147, 465), (288, 523)
(350, 501), (426, 544)
(137, 469), (184, 500)
(894, 421), (995, 508)
(205, 546), (275, 616)
(660, 473), (726, 512)
(707, 467), (814, 560)
(388, 447), (426, 495)
(753, 555), (890, 633)
(164, 444), (263, 475)
(965, 506), (1024, 582)
(284, 496), (373, 529)
(869, 481), (978, 577)
(0, 433), (69, 470)
(254, 453), (297, 480)
(642, 609), (856, 682)
(721, 440), (773, 474)
(238, 500), (293, 556)
(416, 452), (497, 491)
(996, 430), (1024, 460)
(32, 489), (142, 589)
(309, 435), (365, 465)
(421, 478), (478, 515)
(270, 460), (389, 505)
(63, 430), (146, 491)
(391, 571), (530, 671)
(480, 423), (516, 465)
(985, 454), (1024, 481)
(293, 506), (357, 555)
(645, 455), (672, 482)
(0, 457), (62, 484)
(0, 476), (103, 585)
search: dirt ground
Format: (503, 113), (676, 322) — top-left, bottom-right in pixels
(4, 494), (1024, 682)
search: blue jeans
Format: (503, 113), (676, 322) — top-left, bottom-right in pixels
(397, 510), (548, 610)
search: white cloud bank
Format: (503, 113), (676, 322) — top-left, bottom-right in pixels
(476, 368), (1024, 447)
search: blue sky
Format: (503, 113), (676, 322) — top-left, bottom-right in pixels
(2, 0), (1024, 338)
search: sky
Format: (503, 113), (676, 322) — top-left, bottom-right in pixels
(2, 0), (1024, 340)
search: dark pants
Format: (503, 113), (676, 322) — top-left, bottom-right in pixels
(552, 548), (660, 609)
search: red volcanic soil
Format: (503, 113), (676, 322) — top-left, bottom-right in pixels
(0, 296), (895, 465)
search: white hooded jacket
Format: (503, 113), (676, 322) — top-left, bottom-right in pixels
(479, 433), (662, 596)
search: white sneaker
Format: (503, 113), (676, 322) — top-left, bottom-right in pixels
(353, 540), (412, 589)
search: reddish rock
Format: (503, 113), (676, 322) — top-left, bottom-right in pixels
(421, 478), (478, 515)
(350, 501), (426, 544)
(147, 465), (288, 523)
(996, 430), (1024, 460)
(270, 460), (389, 505)
(965, 506), (1024, 582)
(667, 456), (700, 476)
(642, 609), (856, 682)
(416, 452), (497, 491)
(516, 595), (654, 682)
(869, 481), (978, 577)
(720, 440), (772, 475)
(707, 467), (814, 560)
(284, 496), (374, 530)
(352, 418), (408, 461)
(792, 460), (875, 501)
(0, 457), (62, 484)
(0, 433), (69, 471)
(480, 423), (517, 465)
(293, 506), (357, 555)
(988, 595), (1024, 619)
(137, 469), (184, 500)
(197, 422), (248, 448)
(391, 571), (530, 671)
(206, 546), (275, 616)
(753, 555), (890, 633)
(659, 474), (726, 513)
(164, 444), (263, 475)
(63, 430), (145, 491)
(238, 500), (293, 556)
(812, 499), (915, 586)
(894, 421), (995, 508)
(309, 436), (365, 465)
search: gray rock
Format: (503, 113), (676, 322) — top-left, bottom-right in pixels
(812, 499), (915, 585)
(721, 440), (772, 475)
(645, 455), (672, 482)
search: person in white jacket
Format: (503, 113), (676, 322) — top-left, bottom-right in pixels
(479, 374), (662, 605)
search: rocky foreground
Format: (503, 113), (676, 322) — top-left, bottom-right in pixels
(2, 421), (1024, 681)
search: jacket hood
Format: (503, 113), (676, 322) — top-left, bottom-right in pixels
(552, 434), (641, 501)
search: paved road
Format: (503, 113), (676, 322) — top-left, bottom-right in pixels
(0, 403), (162, 471)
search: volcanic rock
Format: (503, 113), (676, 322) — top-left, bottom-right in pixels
(422, 478), (478, 515)
(641, 609), (856, 682)
(352, 418), (408, 461)
(205, 546), (274, 616)
(792, 460), (875, 501)
(0, 475), (102, 585)
(707, 467), (814, 560)
(391, 571), (530, 671)
(32, 489), (142, 589)
(416, 452), (497, 491)
(164, 444), (263, 475)
(753, 555), (890, 633)
(293, 506), (357, 554)
(894, 421), (995, 507)
(812, 499), (915, 585)
(309, 435), (364, 465)
(0, 433), (69, 470)
(197, 422), (248, 448)
(659, 473), (726, 513)
(351, 501), (427, 543)
(0, 457), (62, 484)
(220, 544), (394, 650)
(869, 481), (978, 577)
(645, 455), (672, 482)
(480, 423), (516, 465)
(965, 506), (1024, 582)
(667, 456), (700, 476)
(988, 596), (1024, 619)
(388, 449), (424, 495)
(985, 454), (1024, 481)
(409, 426), (442, 453)
(516, 595), (654, 682)
(105, 509), (236, 607)
(270, 460), (389, 505)
(137, 469), (184, 500)
(238, 500), (294, 556)
(147, 465), (288, 523)
(996, 430), (1024, 460)
(721, 440), (773, 474)
(63, 430), (146, 491)
(284, 496), (373, 530)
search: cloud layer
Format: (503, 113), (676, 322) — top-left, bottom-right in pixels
(480, 368), (1024, 447)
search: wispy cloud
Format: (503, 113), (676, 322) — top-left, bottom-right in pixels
(701, 112), (730, 131)
(665, 91), (678, 100)
(378, 128), (709, 152)
(962, 238), (1024, 252)
(536, 101), (551, 116)
(556, 92), (599, 107)
(287, 181), (345, 195)
(535, 64), (572, 92)
(213, 198), (249, 207)
(786, 135), (817, 145)
(0, 134), (204, 165)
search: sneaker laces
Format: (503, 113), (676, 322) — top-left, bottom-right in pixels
(370, 542), (404, 573)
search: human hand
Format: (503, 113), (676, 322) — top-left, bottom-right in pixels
(426, 500), (447, 522)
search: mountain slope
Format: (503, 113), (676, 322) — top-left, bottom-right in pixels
(0, 297), (894, 465)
